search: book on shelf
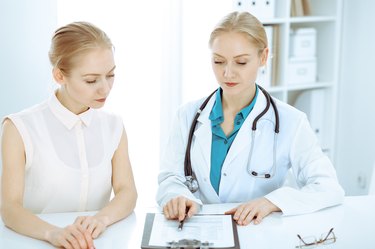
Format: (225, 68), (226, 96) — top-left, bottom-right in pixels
(302, 0), (312, 16)
(271, 24), (279, 86)
(291, 0), (312, 17)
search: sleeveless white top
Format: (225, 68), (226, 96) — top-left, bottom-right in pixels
(6, 93), (123, 213)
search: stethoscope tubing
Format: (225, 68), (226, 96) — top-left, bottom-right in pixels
(183, 85), (279, 192)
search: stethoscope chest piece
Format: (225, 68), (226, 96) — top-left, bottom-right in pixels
(184, 175), (199, 193)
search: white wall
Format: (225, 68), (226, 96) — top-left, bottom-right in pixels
(0, 0), (58, 169)
(0, 0), (57, 118)
(2, 0), (375, 197)
(335, 0), (375, 195)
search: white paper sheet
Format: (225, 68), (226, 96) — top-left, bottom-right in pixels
(149, 213), (235, 248)
(199, 203), (241, 215)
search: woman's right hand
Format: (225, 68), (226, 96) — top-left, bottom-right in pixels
(45, 224), (94, 249)
(163, 196), (199, 221)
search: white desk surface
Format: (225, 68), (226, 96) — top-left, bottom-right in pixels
(1, 195), (374, 249)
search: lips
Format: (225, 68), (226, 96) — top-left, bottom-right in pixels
(96, 98), (106, 103)
(224, 82), (238, 87)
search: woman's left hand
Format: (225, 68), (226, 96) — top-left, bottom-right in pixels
(225, 197), (281, 226)
(74, 216), (110, 239)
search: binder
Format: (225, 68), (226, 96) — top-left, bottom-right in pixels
(141, 213), (240, 249)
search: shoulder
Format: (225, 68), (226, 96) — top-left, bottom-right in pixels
(2, 100), (48, 129)
(2, 118), (18, 135)
(177, 96), (209, 117)
(1, 117), (24, 152)
(94, 109), (124, 140)
(273, 98), (306, 123)
(178, 98), (206, 114)
(173, 97), (207, 126)
(95, 109), (123, 125)
(5, 101), (48, 119)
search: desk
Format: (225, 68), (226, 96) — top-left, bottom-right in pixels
(1, 196), (374, 249)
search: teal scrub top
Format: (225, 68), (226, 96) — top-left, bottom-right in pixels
(209, 86), (259, 194)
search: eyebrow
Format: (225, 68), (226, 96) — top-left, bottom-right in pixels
(213, 53), (251, 59)
(82, 65), (116, 77)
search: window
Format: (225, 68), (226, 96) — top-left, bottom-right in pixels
(58, 0), (163, 207)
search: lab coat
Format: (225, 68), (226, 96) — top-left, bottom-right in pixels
(157, 91), (345, 216)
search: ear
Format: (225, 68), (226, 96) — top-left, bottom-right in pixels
(260, 47), (269, 67)
(52, 68), (65, 85)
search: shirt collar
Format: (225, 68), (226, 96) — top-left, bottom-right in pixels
(209, 88), (224, 124)
(48, 92), (94, 130)
(209, 86), (259, 123)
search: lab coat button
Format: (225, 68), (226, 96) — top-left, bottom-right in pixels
(223, 173), (227, 176)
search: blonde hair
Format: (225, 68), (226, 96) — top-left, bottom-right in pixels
(49, 22), (113, 75)
(209, 11), (267, 56)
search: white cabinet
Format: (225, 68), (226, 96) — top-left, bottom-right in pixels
(234, 0), (343, 160)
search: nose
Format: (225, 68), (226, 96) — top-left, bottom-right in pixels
(98, 78), (112, 95)
(224, 63), (235, 79)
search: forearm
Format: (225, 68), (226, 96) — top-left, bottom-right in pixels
(94, 188), (137, 227)
(157, 174), (202, 207)
(265, 184), (344, 216)
(1, 203), (58, 241)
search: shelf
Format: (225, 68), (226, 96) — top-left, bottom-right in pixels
(266, 82), (333, 93)
(290, 16), (337, 23)
(261, 16), (336, 25)
(285, 82), (333, 91)
(261, 18), (288, 25)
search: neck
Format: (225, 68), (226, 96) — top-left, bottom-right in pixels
(221, 85), (256, 114)
(56, 88), (88, 115)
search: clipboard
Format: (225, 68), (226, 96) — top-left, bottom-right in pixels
(141, 213), (240, 249)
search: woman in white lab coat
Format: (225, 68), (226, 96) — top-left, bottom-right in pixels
(157, 11), (344, 226)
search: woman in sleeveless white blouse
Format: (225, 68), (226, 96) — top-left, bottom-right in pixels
(1, 22), (137, 249)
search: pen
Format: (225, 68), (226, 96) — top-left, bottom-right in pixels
(178, 215), (186, 231)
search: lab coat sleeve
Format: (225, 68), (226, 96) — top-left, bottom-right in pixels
(265, 115), (345, 216)
(156, 106), (203, 208)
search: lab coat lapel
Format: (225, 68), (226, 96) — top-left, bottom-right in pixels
(192, 97), (216, 177)
(223, 91), (268, 167)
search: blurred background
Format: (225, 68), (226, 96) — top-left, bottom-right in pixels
(1, 0), (374, 208)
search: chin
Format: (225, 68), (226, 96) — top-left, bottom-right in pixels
(90, 102), (106, 109)
(222, 86), (243, 95)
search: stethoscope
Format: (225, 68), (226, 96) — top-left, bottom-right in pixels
(184, 85), (280, 193)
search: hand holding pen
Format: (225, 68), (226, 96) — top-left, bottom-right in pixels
(162, 196), (199, 222)
(178, 214), (186, 231)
